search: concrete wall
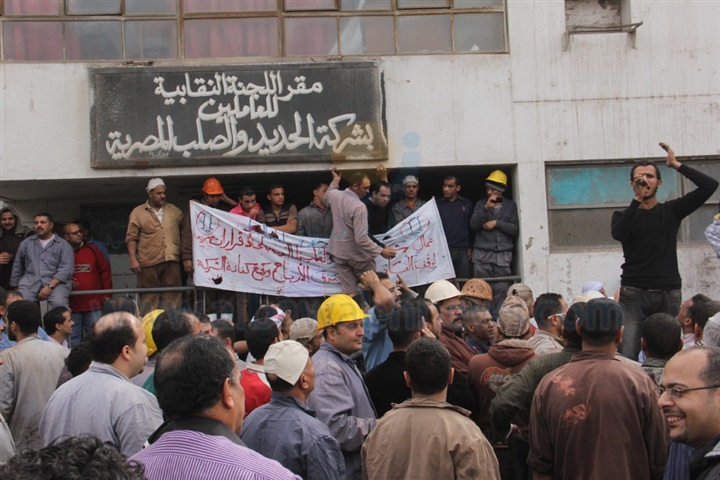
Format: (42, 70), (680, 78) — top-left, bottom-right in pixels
(2, 0), (719, 300)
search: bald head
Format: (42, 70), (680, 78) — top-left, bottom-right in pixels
(91, 312), (143, 366)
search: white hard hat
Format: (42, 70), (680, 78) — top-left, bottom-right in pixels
(424, 280), (463, 305)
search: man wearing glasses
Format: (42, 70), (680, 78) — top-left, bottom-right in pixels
(659, 346), (720, 480)
(528, 293), (568, 356)
(529, 298), (668, 480)
(424, 280), (474, 380)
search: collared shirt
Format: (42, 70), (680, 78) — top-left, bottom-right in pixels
(306, 342), (376, 480)
(439, 324), (475, 380)
(257, 203), (298, 228)
(47, 335), (69, 351)
(41, 362), (163, 457)
(528, 329), (564, 356)
(10, 234), (74, 290)
(297, 202), (333, 238)
(132, 417), (301, 480)
(0, 336), (67, 451)
(682, 332), (698, 350)
(389, 197), (427, 227)
(362, 307), (393, 371)
(241, 393), (346, 480)
(466, 335), (493, 355)
(126, 201), (183, 267)
(324, 183), (382, 263)
(436, 195), (474, 248)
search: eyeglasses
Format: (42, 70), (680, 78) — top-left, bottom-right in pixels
(547, 313), (566, 321)
(657, 384), (720, 399)
(443, 304), (463, 311)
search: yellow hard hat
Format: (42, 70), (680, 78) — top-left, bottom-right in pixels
(202, 177), (224, 195)
(141, 309), (164, 357)
(317, 294), (368, 330)
(485, 170), (508, 191)
(461, 278), (493, 301)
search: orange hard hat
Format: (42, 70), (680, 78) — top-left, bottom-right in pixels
(202, 177), (224, 195)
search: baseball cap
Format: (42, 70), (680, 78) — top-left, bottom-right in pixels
(290, 318), (318, 344)
(497, 296), (530, 337)
(248, 340), (309, 385)
(402, 175), (419, 186)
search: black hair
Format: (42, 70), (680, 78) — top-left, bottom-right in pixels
(0, 435), (146, 480)
(630, 160), (661, 181)
(579, 298), (623, 346)
(90, 313), (139, 364)
(43, 306), (70, 336)
(642, 313), (682, 359)
(267, 182), (284, 193)
(6, 300), (42, 335)
(65, 340), (93, 378)
(388, 304), (426, 348)
(349, 172), (368, 187)
(277, 299), (299, 320)
(694, 301), (720, 330)
(311, 181), (329, 191)
(370, 181), (390, 195)
(246, 319), (279, 360)
(563, 302), (584, 347)
(72, 218), (91, 232)
(34, 212), (54, 223)
(240, 186), (256, 198)
(687, 294), (713, 321)
(102, 297), (139, 317)
(152, 309), (196, 354)
(376, 271), (390, 281)
(0, 287), (8, 309)
(154, 334), (236, 418)
(533, 293), (564, 328)
(267, 375), (295, 393)
(461, 304), (491, 329)
(443, 175), (460, 185)
(211, 319), (235, 343)
(405, 338), (451, 395)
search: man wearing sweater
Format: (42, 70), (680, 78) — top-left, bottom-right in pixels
(611, 142), (718, 360)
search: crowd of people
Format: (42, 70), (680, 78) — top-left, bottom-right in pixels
(1, 143), (720, 479)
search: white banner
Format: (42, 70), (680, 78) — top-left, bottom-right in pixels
(191, 197), (454, 297)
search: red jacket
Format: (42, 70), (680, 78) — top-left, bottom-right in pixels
(70, 243), (112, 312)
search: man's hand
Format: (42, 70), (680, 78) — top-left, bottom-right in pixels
(420, 327), (436, 339)
(129, 258), (141, 273)
(287, 216), (298, 227)
(483, 220), (497, 231)
(183, 259), (194, 274)
(376, 164), (388, 182)
(485, 196), (500, 210)
(660, 142), (682, 170)
(381, 246), (397, 259)
(359, 270), (381, 290)
(250, 204), (261, 217)
(331, 168), (342, 184)
(0, 252), (11, 265)
(38, 285), (52, 300)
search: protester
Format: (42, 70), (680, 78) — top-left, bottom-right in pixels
(241, 340), (345, 479)
(130, 334), (300, 480)
(362, 338), (500, 479)
(612, 143), (718, 360)
(306, 294), (377, 480)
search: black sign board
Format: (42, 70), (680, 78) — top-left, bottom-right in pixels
(90, 62), (387, 169)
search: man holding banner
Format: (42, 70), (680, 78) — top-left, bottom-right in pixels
(325, 169), (396, 295)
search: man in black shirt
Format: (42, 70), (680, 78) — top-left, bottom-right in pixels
(611, 142), (718, 360)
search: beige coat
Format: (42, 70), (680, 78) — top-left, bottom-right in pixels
(361, 397), (500, 480)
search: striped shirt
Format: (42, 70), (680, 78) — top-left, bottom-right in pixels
(131, 429), (300, 480)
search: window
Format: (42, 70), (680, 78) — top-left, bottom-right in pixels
(546, 160), (720, 251)
(0, 0), (507, 62)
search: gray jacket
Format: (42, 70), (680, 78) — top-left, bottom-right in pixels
(470, 198), (519, 253)
(10, 234), (74, 290)
(306, 342), (377, 480)
(40, 362), (163, 457)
